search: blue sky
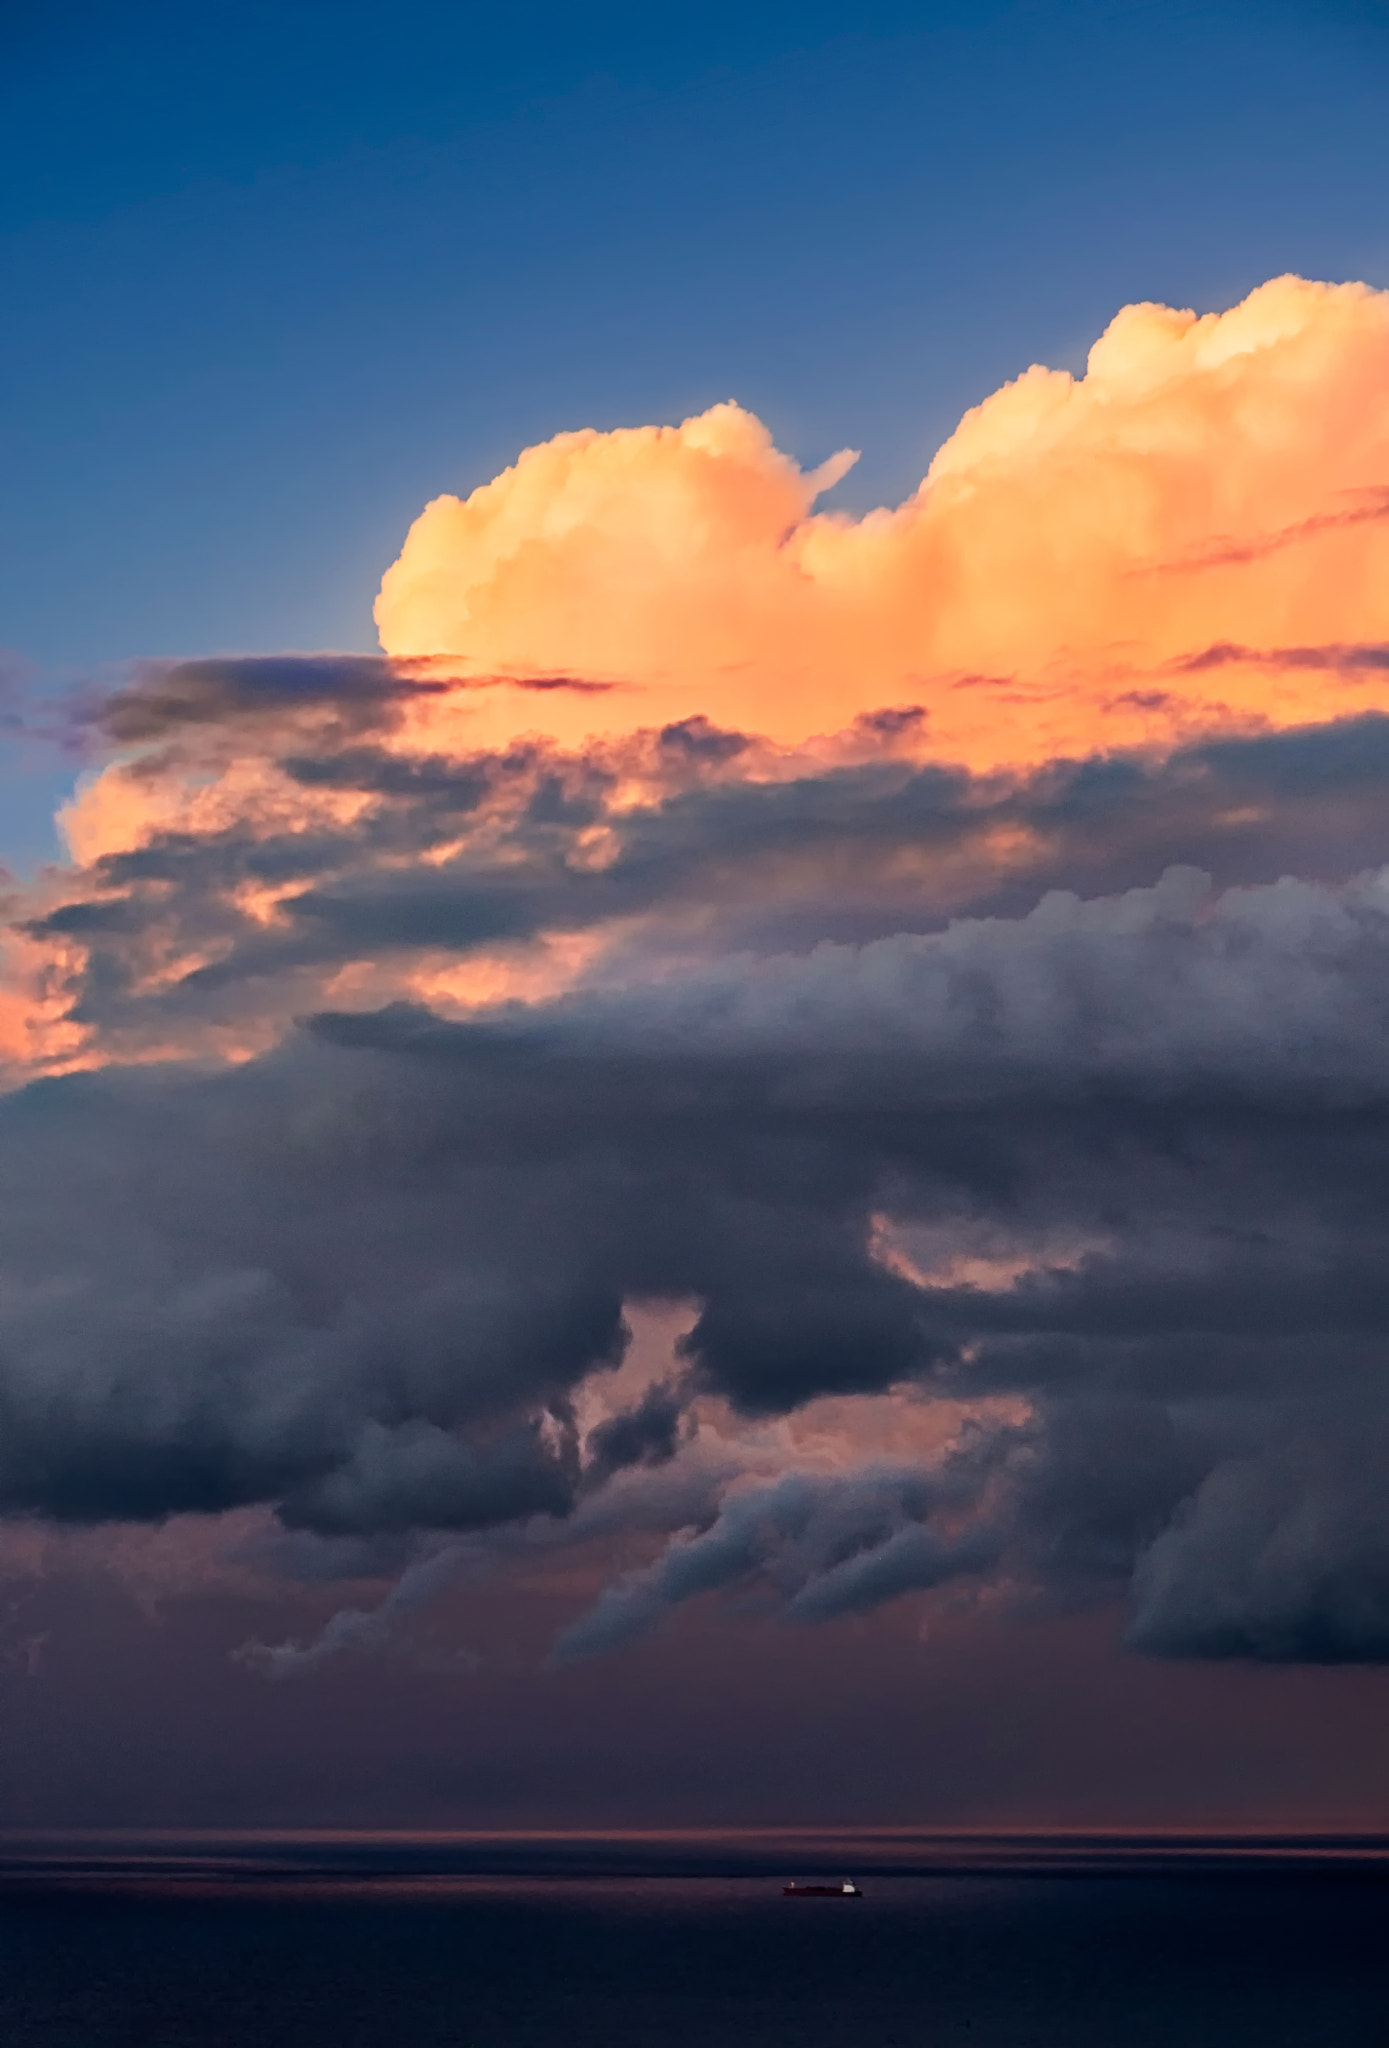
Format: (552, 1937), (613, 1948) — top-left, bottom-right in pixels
(2, 0), (1389, 859)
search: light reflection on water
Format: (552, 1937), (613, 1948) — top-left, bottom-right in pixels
(2, 1826), (1389, 1895)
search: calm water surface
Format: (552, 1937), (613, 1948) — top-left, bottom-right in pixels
(0, 1833), (1385, 2047)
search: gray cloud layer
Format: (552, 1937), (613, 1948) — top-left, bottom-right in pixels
(12, 661), (1389, 1663)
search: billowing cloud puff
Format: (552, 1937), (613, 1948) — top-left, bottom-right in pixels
(376, 276), (1389, 765)
(9, 277), (1389, 1677)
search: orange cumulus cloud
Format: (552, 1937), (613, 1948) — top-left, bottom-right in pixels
(377, 275), (1389, 766)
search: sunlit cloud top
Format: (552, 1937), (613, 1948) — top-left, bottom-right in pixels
(375, 276), (1389, 762)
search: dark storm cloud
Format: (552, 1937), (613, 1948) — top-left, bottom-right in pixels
(18, 669), (1389, 1662)
(581, 1380), (686, 1489)
(10, 844), (1389, 1664)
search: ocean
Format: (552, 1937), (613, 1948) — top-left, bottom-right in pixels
(0, 1832), (1385, 2047)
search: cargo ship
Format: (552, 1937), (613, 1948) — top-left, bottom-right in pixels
(782, 1880), (862, 1897)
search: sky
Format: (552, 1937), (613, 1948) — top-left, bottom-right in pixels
(5, 0), (1389, 1831)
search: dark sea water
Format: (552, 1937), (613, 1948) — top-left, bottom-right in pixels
(0, 1832), (1386, 2048)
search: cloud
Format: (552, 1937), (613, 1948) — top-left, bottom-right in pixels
(25, 690), (1389, 1075)
(1171, 642), (1389, 675)
(11, 276), (1389, 1672)
(93, 655), (618, 748)
(1148, 488), (1389, 575)
(376, 277), (1389, 765)
(551, 1454), (1011, 1662)
(236, 1541), (481, 1679)
(8, 846), (1389, 1660)
(1125, 1452), (1389, 1665)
